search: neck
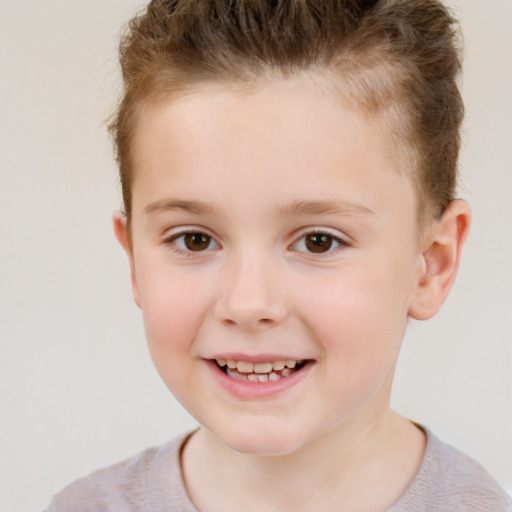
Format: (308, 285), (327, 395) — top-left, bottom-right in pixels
(181, 410), (425, 512)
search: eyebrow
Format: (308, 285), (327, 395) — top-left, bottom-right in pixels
(144, 199), (221, 216)
(276, 199), (375, 218)
(143, 198), (375, 218)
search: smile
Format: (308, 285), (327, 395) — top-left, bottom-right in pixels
(215, 358), (307, 382)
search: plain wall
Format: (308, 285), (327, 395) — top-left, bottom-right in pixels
(0, 1), (510, 510)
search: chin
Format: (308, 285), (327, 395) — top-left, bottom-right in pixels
(212, 419), (309, 456)
(227, 436), (302, 456)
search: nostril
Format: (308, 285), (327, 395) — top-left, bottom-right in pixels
(221, 317), (275, 328)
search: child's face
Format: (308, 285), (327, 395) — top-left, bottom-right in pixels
(122, 78), (426, 455)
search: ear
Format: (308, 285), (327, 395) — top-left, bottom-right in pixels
(408, 200), (471, 320)
(113, 211), (141, 308)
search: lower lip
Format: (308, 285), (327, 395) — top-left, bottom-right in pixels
(206, 360), (314, 400)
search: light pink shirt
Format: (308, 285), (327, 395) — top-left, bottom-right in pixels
(44, 426), (512, 512)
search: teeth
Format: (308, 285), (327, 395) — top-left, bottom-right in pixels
(253, 362), (273, 374)
(216, 359), (302, 370)
(216, 358), (307, 381)
(236, 361), (254, 373)
(223, 364), (304, 382)
(226, 368), (247, 381)
(281, 367), (292, 377)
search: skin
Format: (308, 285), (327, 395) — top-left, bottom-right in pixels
(114, 76), (471, 512)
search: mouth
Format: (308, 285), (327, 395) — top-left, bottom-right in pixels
(214, 358), (309, 382)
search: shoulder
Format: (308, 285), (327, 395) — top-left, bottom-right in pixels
(43, 432), (196, 512)
(390, 426), (512, 512)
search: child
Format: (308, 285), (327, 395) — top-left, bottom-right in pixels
(45, 0), (512, 510)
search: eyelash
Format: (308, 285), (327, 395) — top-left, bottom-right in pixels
(164, 228), (350, 256)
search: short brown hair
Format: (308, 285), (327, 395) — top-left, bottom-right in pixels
(110, 0), (463, 223)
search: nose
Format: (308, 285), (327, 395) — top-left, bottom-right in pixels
(214, 252), (289, 331)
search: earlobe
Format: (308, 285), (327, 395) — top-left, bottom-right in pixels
(408, 200), (471, 320)
(113, 212), (141, 308)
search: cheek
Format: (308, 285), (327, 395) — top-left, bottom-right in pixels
(292, 269), (408, 422)
(137, 265), (211, 375)
(295, 264), (409, 367)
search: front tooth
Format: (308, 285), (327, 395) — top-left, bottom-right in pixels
(227, 360), (237, 369)
(236, 361), (254, 373)
(269, 372), (281, 381)
(285, 360), (297, 368)
(216, 359), (227, 367)
(247, 374), (259, 382)
(272, 361), (285, 371)
(254, 362), (273, 374)
(257, 374), (269, 382)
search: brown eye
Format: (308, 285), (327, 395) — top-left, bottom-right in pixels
(304, 233), (334, 253)
(183, 233), (211, 251)
(291, 230), (347, 256)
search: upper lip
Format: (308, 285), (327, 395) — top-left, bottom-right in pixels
(208, 353), (312, 363)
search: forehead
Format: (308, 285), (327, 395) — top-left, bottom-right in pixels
(130, 77), (416, 220)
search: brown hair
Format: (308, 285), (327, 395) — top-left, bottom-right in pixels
(110, 0), (463, 224)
